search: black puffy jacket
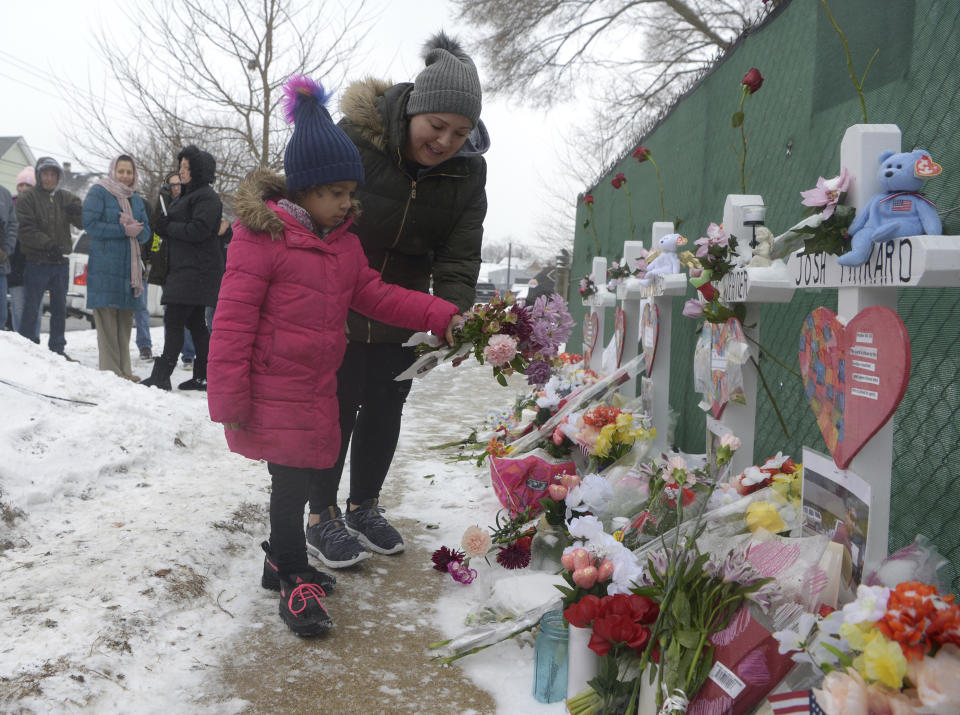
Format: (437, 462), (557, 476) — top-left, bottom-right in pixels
(159, 146), (224, 306)
(338, 78), (489, 343)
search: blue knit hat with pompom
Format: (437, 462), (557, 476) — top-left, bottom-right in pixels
(282, 75), (364, 191)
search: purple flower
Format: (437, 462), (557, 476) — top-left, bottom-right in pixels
(525, 359), (552, 386)
(447, 560), (477, 584)
(432, 546), (465, 572)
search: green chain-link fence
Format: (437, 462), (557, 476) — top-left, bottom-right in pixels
(569, 0), (960, 592)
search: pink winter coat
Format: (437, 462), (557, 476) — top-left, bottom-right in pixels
(207, 170), (458, 469)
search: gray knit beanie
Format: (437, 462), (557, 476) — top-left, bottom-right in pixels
(406, 31), (482, 126)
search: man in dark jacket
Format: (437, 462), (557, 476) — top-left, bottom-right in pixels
(142, 145), (223, 391)
(16, 157), (82, 356)
(303, 32), (488, 568)
(0, 184), (18, 332)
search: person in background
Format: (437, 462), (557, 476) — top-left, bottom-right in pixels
(303, 32), (488, 568)
(82, 154), (152, 380)
(0, 182), (17, 331)
(207, 75), (461, 635)
(16, 157), (83, 358)
(142, 145), (223, 391)
(7, 168), (42, 334)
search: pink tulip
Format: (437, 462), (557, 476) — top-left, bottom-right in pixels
(571, 548), (592, 571)
(561, 550), (577, 571)
(572, 566), (598, 589)
(561, 473), (581, 490)
(548, 484), (568, 501)
(597, 559), (615, 582)
(682, 299), (704, 319)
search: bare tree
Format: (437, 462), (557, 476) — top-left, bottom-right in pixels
(455, 0), (765, 155)
(66, 0), (371, 196)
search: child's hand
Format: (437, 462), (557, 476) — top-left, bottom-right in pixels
(224, 422), (242, 430)
(445, 315), (464, 346)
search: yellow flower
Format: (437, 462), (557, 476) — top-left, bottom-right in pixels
(745, 501), (786, 533)
(771, 465), (803, 505)
(594, 424), (616, 457)
(854, 633), (908, 689)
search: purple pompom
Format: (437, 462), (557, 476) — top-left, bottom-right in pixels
(282, 75), (333, 124)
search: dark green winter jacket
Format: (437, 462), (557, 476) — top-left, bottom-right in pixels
(338, 78), (489, 344)
(16, 159), (82, 264)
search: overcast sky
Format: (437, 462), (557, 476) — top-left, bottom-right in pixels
(0, 0), (581, 253)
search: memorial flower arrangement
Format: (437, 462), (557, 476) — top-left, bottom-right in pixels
(578, 274), (598, 299)
(562, 405), (657, 471)
(685, 222), (747, 325)
(431, 509), (539, 584)
(418, 291), (574, 387)
(792, 167), (856, 256)
(774, 581), (960, 713)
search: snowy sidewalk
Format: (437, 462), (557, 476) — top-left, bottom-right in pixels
(0, 329), (563, 713)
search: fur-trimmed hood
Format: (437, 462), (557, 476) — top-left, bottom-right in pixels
(339, 77), (489, 162)
(233, 168), (287, 238)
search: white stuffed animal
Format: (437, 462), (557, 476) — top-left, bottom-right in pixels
(636, 233), (687, 285)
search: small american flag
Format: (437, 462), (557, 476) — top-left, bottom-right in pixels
(891, 198), (913, 212)
(768, 689), (827, 714)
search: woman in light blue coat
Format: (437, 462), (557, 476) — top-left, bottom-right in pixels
(82, 154), (151, 379)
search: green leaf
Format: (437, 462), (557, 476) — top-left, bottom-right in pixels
(820, 642), (855, 668)
(671, 590), (692, 625)
(426, 524), (439, 529)
(496, 371), (508, 387)
(731, 111), (744, 128)
(675, 629), (701, 649)
(422, 474), (436, 479)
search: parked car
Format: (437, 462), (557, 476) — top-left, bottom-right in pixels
(474, 281), (497, 304)
(55, 231), (163, 327)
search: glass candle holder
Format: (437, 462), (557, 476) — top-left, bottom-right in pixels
(532, 609), (569, 703)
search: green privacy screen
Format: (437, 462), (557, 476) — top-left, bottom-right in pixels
(568, 0), (960, 591)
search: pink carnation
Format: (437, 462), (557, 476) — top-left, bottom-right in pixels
(461, 525), (492, 558)
(483, 334), (518, 367)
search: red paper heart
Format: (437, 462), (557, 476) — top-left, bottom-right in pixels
(613, 307), (626, 368)
(640, 302), (659, 377)
(798, 306), (910, 469)
(583, 311), (600, 365)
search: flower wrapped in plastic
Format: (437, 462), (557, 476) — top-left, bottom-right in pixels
(403, 291), (574, 387)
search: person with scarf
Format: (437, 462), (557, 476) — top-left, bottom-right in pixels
(82, 154), (152, 380)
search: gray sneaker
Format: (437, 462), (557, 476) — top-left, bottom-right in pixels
(306, 506), (371, 569)
(344, 498), (405, 555)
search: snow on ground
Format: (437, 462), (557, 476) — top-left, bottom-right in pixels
(0, 328), (568, 713)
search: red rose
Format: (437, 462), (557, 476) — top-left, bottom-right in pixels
(515, 535), (534, 551)
(627, 594), (660, 625)
(742, 68), (764, 94)
(584, 193), (594, 205)
(564, 594), (603, 629)
(589, 614), (652, 657)
(697, 281), (719, 302)
(611, 173), (626, 189)
(632, 146), (651, 162)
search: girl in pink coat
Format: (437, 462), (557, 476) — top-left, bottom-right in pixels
(207, 77), (459, 636)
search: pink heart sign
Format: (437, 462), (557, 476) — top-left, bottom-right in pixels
(640, 302), (659, 376)
(583, 311), (599, 365)
(613, 308), (626, 368)
(798, 306), (910, 469)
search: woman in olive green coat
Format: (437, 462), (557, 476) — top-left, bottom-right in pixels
(303, 32), (489, 569)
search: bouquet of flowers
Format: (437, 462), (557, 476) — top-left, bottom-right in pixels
(773, 581), (960, 713)
(412, 291), (574, 387)
(685, 222), (747, 325)
(431, 508), (540, 585)
(579, 275), (598, 299)
(556, 404), (657, 472)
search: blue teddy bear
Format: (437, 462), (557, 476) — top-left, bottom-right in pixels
(836, 149), (942, 266)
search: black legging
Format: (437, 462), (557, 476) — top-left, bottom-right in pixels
(307, 342), (416, 512)
(268, 462), (317, 577)
(161, 303), (209, 379)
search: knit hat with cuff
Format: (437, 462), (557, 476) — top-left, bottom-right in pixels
(282, 75), (364, 192)
(15, 166), (36, 188)
(406, 31), (482, 126)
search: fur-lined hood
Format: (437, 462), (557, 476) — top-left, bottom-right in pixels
(233, 168), (287, 238)
(233, 168), (361, 239)
(340, 77), (490, 161)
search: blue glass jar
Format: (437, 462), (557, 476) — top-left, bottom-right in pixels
(532, 609), (569, 703)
